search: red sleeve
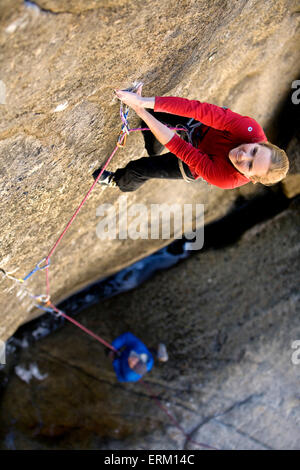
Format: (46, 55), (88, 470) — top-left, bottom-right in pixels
(165, 134), (246, 189)
(154, 96), (267, 142)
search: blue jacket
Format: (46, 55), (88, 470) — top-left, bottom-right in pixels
(111, 332), (154, 382)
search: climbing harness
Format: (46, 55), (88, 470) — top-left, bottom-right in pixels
(0, 84), (217, 450)
(179, 117), (204, 145)
(175, 118), (204, 183)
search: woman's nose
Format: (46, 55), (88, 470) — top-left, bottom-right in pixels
(239, 151), (251, 162)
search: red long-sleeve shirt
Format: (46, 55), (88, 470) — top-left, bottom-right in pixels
(154, 96), (267, 189)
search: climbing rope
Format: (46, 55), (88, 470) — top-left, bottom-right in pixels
(1, 86), (216, 450)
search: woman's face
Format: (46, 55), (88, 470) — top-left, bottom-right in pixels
(229, 143), (271, 179)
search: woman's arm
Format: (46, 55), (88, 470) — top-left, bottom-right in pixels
(115, 89), (174, 146)
(141, 97), (155, 109)
(135, 107), (175, 145)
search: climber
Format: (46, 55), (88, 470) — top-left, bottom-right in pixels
(93, 85), (289, 191)
(108, 332), (168, 383)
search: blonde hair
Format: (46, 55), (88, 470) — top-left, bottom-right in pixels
(250, 142), (289, 186)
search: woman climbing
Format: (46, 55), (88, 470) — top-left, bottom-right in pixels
(93, 85), (289, 191)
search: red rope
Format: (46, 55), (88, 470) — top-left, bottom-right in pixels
(44, 126), (186, 296)
(21, 117), (216, 450)
(48, 302), (118, 353)
(45, 134), (126, 297)
(45, 127), (184, 266)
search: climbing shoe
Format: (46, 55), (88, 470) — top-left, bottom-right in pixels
(93, 168), (117, 187)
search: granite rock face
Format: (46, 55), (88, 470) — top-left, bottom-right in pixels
(0, 1), (299, 346)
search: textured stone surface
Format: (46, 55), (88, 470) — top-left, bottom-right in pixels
(0, 1), (299, 349)
(0, 197), (299, 450)
(281, 129), (300, 198)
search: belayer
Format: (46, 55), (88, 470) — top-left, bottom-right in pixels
(93, 85), (289, 190)
(109, 332), (168, 383)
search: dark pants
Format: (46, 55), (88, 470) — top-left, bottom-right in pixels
(114, 153), (194, 192)
(114, 110), (196, 192)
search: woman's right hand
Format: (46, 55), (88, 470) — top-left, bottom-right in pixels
(115, 88), (144, 110)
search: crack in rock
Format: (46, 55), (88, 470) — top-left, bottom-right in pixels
(213, 418), (273, 450)
(184, 392), (265, 450)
